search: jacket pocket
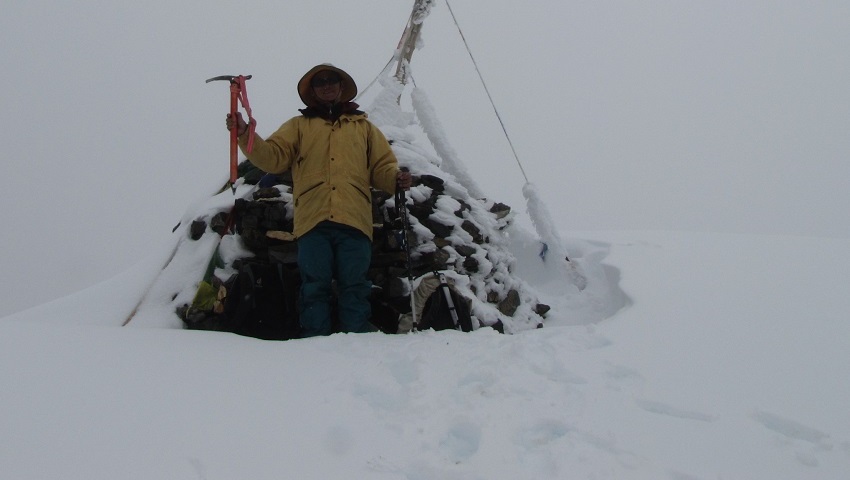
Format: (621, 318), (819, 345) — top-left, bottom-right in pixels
(294, 180), (322, 207)
(349, 181), (371, 205)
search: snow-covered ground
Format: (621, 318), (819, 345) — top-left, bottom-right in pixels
(3, 229), (849, 479)
(2, 3), (849, 478)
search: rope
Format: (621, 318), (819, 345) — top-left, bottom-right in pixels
(355, 54), (396, 101)
(444, 0), (529, 184)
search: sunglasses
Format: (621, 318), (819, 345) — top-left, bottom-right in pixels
(311, 76), (341, 87)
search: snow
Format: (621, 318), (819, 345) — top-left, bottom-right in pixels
(412, 0), (437, 25)
(2, 2), (849, 478)
(3, 81), (850, 476)
(3, 231), (850, 479)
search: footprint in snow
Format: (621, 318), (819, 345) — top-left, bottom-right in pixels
(439, 420), (482, 463)
(514, 420), (571, 448)
(456, 370), (498, 397)
(751, 410), (832, 447)
(605, 363), (646, 391)
(386, 354), (420, 386)
(635, 399), (715, 422)
(751, 409), (834, 467)
(351, 383), (404, 412)
(512, 421), (572, 478)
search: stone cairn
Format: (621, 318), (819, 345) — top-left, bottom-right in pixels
(182, 160), (550, 336)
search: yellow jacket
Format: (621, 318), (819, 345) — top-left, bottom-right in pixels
(238, 111), (399, 240)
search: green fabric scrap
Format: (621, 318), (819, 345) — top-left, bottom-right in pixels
(191, 280), (218, 312)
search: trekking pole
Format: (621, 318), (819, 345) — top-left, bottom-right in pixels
(434, 271), (461, 329)
(394, 175), (417, 328)
(206, 74), (256, 194)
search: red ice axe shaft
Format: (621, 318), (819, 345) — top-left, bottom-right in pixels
(205, 74), (256, 192)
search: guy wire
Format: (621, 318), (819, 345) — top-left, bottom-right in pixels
(445, 0), (529, 184)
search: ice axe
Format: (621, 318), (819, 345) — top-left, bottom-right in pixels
(206, 74), (256, 193)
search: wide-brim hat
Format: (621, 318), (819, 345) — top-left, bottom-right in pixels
(297, 64), (357, 107)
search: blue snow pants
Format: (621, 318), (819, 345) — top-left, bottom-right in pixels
(297, 221), (374, 337)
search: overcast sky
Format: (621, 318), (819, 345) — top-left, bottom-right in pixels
(1, 0), (848, 317)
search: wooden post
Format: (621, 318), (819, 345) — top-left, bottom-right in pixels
(394, 1), (428, 84)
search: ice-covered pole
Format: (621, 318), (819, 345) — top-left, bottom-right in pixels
(411, 87), (485, 199)
(522, 183), (566, 260)
(523, 182), (588, 290)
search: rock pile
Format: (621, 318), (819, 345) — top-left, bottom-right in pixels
(178, 160), (550, 337)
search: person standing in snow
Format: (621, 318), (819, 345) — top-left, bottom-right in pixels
(226, 64), (412, 337)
